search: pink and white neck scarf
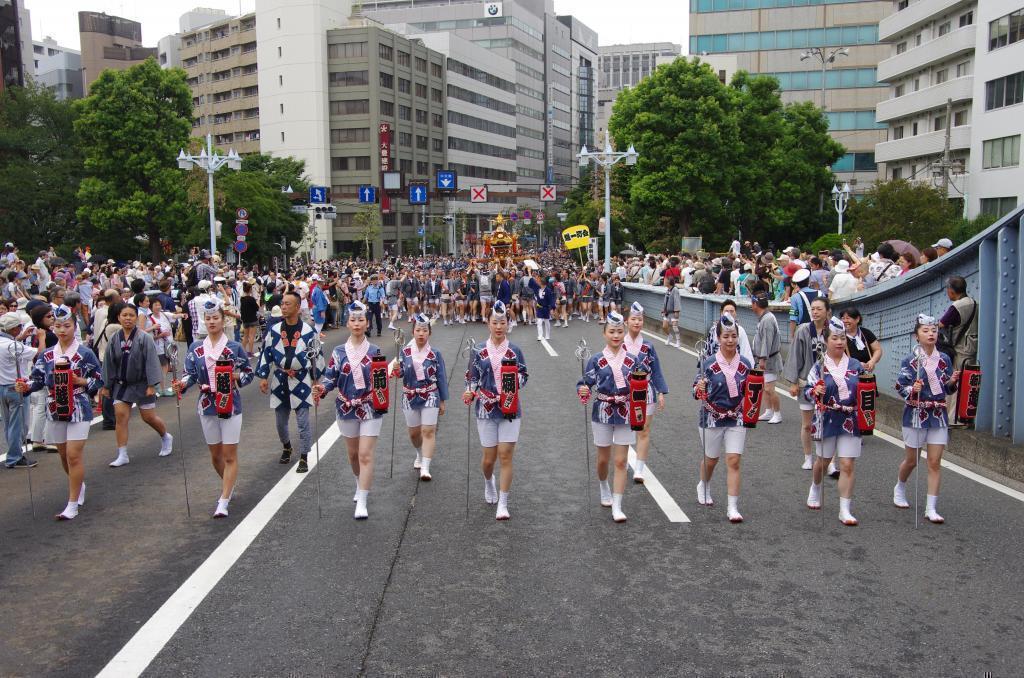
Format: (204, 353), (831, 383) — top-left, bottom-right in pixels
(203, 333), (229, 392)
(922, 348), (943, 396)
(716, 351), (741, 398)
(54, 339), (80, 362)
(408, 340), (432, 381)
(824, 353), (851, 400)
(624, 333), (643, 357)
(346, 338), (370, 389)
(603, 347), (627, 390)
(486, 338), (509, 393)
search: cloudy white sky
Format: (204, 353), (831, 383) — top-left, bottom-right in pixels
(25, 0), (688, 53)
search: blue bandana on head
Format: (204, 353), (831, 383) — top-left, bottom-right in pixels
(201, 299), (223, 316)
(349, 301), (367, 318)
(629, 301), (644, 317)
(414, 313), (431, 328)
(491, 300), (507, 320)
(53, 305), (74, 323)
(606, 311), (625, 327)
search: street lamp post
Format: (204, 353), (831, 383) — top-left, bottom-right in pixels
(800, 46), (849, 110)
(577, 140), (638, 273)
(831, 182), (850, 235)
(178, 133), (242, 256)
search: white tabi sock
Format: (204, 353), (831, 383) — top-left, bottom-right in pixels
(926, 494), (938, 513)
(110, 447), (129, 467)
(611, 493), (626, 522)
(57, 501), (78, 520)
(599, 480), (612, 506)
(76, 482), (86, 506)
(353, 474), (360, 502)
(727, 495), (739, 513)
(421, 457), (431, 473)
(635, 460), (646, 476)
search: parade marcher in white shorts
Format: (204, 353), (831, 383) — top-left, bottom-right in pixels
(623, 302), (668, 485)
(392, 314), (448, 480)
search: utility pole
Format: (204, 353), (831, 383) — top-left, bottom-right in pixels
(940, 97), (953, 194)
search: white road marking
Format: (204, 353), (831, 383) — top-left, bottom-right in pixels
(641, 328), (1024, 504)
(96, 422), (342, 678)
(539, 338), (558, 357)
(627, 447), (690, 523)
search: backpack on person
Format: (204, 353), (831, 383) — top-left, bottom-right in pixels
(937, 297), (977, 365)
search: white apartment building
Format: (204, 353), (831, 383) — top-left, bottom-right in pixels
(875, 0), (1023, 218)
(32, 37), (82, 100)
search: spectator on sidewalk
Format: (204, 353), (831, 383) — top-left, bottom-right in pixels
(864, 242), (900, 288)
(828, 259), (859, 300)
(1, 312), (38, 468)
(939, 275), (978, 371)
(932, 238), (953, 257)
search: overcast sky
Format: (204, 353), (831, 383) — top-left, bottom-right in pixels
(26, 0), (688, 53)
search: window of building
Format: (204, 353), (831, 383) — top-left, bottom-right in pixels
(893, 125), (904, 140)
(980, 196), (1018, 217)
(912, 122), (919, 135)
(449, 137), (517, 160)
(398, 77), (411, 94)
(960, 11), (973, 28)
(281, 131), (285, 142)
(896, 41), (907, 54)
(379, 44), (393, 61)
(982, 135), (1021, 169)
(956, 61), (970, 77)
(431, 62), (443, 78)
(416, 109), (428, 124)
(401, 212), (415, 226)
(399, 105), (411, 121)
(280, 103), (284, 114)
(447, 84), (517, 115)
(331, 128), (370, 143)
(416, 57), (427, 73)
(380, 100), (394, 117)
(398, 131), (412, 147)
(891, 167), (903, 179)
(448, 111), (516, 138)
(380, 72), (393, 89)
(913, 77), (920, 91)
(416, 135), (428, 150)
(989, 8), (1024, 50)
(416, 161), (429, 175)
(448, 59), (516, 93)
(277, 17), (281, 29)
(935, 68), (948, 84)
(330, 99), (370, 115)
(985, 71), (1024, 110)
(938, 21), (951, 37)
(279, 75), (283, 86)
(953, 109), (967, 126)
(330, 156), (371, 171)
(431, 113), (443, 128)
(382, 213), (396, 227)
(329, 70), (369, 86)
(431, 87), (443, 104)
(415, 82), (427, 98)
(329, 42), (367, 58)
(895, 83), (905, 97)
(397, 50), (411, 67)
(399, 158), (412, 174)
(898, 0), (909, 9)
(278, 46), (282, 57)
(934, 115), (945, 131)
(432, 138), (443, 152)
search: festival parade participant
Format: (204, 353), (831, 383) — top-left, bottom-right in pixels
(174, 299), (254, 518)
(101, 303), (173, 467)
(804, 317), (864, 525)
(694, 315), (752, 523)
(391, 313), (448, 480)
(783, 296), (830, 471)
(893, 314), (958, 524)
(314, 301), (387, 520)
(463, 300), (528, 520)
(19, 306), (103, 520)
(623, 302), (668, 484)
(577, 311), (638, 522)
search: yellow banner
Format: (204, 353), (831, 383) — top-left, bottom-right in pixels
(561, 225), (591, 250)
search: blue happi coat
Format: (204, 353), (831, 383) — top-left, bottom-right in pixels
(693, 355), (752, 428)
(895, 348), (956, 428)
(625, 336), (670, 404)
(27, 343), (103, 423)
(321, 342), (385, 421)
(254, 320), (324, 410)
(464, 341), (528, 420)
(577, 350), (640, 425)
(179, 339), (254, 417)
(804, 356), (863, 439)
(397, 344), (449, 411)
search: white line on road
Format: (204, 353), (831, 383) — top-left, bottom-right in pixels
(539, 337), (558, 357)
(640, 329), (1024, 504)
(627, 446), (690, 523)
(96, 422), (342, 678)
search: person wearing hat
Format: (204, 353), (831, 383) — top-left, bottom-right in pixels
(693, 314), (753, 523)
(788, 267), (823, 339)
(314, 301), (386, 520)
(17, 306), (103, 519)
(828, 259), (859, 300)
(1, 312), (38, 468)
(188, 280), (216, 342)
(623, 301), (669, 485)
(784, 295), (831, 471)
(577, 310), (640, 522)
(255, 290), (322, 473)
(195, 251), (217, 284)
(751, 286), (783, 425)
(932, 238), (953, 257)
(390, 314), (448, 481)
(462, 300), (528, 520)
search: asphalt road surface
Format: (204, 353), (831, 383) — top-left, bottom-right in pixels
(2, 318), (1022, 677)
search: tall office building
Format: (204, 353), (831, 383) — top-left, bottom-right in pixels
(79, 12), (157, 93)
(0, 0), (30, 92)
(596, 42), (682, 137)
(689, 1), (890, 190)
(875, 0), (1023, 219)
(32, 38), (83, 100)
(180, 12), (261, 155)
(160, 9), (232, 71)
(559, 15), (597, 158)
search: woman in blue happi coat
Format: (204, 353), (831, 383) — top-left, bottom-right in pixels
(804, 316), (863, 526)
(693, 315), (752, 523)
(391, 313), (448, 481)
(623, 301), (669, 485)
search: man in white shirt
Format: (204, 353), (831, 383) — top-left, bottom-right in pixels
(188, 279), (216, 340)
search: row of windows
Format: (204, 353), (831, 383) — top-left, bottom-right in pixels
(516, 104), (545, 121)
(989, 8), (1024, 51)
(331, 127), (370, 143)
(982, 135), (1020, 170)
(831, 152), (876, 173)
(448, 136), (517, 161)
(825, 110), (887, 131)
(447, 58), (515, 93)
(771, 67), (880, 91)
(448, 110), (516, 138)
(517, 146), (545, 161)
(449, 163), (517, 183)
(980, 197), (1018, 218)
(690, 25), (878, 54)
(447, 84), (515, 116)
(472, 38), (545, 63)
(692, 0), (861, 10)
(330, 99), (369, 115)
(517, 125), (544, 141)
(328, 42), (367, 59)
(985, 71), (1024, 111)
(331, 156), (372, 171)
(408, 15), (543, 42)
(515, 60), (545, 83)
(329, 70), (368, 87)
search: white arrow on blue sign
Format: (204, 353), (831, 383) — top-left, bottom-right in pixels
(309, 186), (327, 204)
(436, 170), (457, 192)
(409, 184), (428, 205)
(358, 185), (377, 204)
(418, 228), (425, 235)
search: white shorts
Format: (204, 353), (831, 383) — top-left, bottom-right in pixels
(764, 372), (777, 384)
(799, 393), (814, 412)
(200, 414), (243, 445)
(592, 422), (636, 447)
(816, 434), (862, 459)
(599, 300), (610, 307)
(339, 417), (384, 439)
(646, 403), (657, 417)
(700, 427), (747, 459)
(44, 420), (91, 444)
(901, 426), (948, 449)
(114, 399), (157, 410)
(476, 418), (521, 447)
(404, 407), (439, 428)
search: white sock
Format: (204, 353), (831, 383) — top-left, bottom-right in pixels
(498, 491), (509, 506)
(804, 454), (812, 465)
(421, 457), (431, 472)
(727, 495), (739, 513)
(926, 494), (938, 513)
(635, 460), (646, 476)
(356, 489), (368, 502)
(76, 482), (86, 506)
(58, 501), (78, 520)
(215, 498), (229, 516)
(896, 480), (907, 492)
(118, 446), (128, 456)
(840, 497), (852, 514)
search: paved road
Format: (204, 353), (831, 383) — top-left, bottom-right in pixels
(2, 320), (1022, 677)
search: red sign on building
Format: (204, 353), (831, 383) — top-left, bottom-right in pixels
(379, 123), (392, 214)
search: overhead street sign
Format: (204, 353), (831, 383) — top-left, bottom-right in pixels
(309, 186), (328, 204)
(540, 185), (557, 202)
(436, 170), (457, 193)
(408, 183), (429, 205)
(470, 186), (488, 203)
(358, 185), (377, 204)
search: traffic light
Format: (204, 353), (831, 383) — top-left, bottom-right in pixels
(313, 205), (337, 220)
(442, 214), (455, 225)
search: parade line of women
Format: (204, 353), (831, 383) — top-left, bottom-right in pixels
(6, 295), (966, 525)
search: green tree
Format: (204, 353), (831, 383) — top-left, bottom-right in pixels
(74, 59), (194, 262)
(209, 168), (307, 263)
(845, 179), (961, 250)
(353, 205), (381, 259)
(0, 83), (84, 252)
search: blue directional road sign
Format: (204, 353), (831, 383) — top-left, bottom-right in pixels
(358, 185), (377, 204)
(309, 186), (328, 204)
(408, 183), (429, 205)
(418, 228), (425, 236)
(436, 170), (457, 193)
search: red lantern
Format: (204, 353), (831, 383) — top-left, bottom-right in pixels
(955, 361), (982, 426)
(499, 358), (519, 421)
(856, 373), (877, 435)
(741, 368), (765, 429)
(629, 369), (649, 431)
(53, 357), (75, 422)
(370, 354), (390, 414)
(213, 357), (234, 419)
